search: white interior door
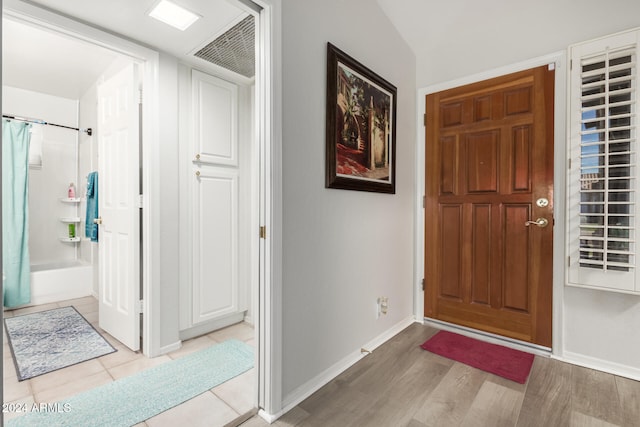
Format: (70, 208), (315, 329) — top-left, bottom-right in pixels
(97, 63), (141, 351)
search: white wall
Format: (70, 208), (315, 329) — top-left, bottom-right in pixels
(379, 1), (640, 377)
(280, 0), (416, 400)
(3, 86), (79, 266)
(78, 81), (98, 293)
(157, 53), (181, 349)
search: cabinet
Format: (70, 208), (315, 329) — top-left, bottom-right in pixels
(180, 69), (250, 334)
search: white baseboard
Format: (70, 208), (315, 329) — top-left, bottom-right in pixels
(258, 409), (278, 424)
(179, 312), (246, 341)
(157, 340), (182, 355)
(555, 351), (640, 381)
(244, 314), (254, 326)
(274, 316), (416, 419)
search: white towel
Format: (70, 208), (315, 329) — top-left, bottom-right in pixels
(28, 124), (43, 168)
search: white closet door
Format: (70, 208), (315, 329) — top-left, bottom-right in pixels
(192, 170), (239, 323)
(192, 70), (238, 166)
(190, 70), (246, 326)
(97, 63), (141, 351)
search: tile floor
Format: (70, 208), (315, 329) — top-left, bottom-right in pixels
(3, 296), (256, 426)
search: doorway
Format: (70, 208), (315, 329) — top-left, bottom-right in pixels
(2, 0), (277, 421)
(423, 65), (554, 347)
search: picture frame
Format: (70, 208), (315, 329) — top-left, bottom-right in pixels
(325, 42), (397, 194)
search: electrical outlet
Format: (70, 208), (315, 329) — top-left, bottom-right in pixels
(377, 297), (388, 318)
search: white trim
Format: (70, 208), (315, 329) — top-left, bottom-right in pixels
(257, 409), (279, 424)
(553, 53), (568, 357)
(252, 0), (282, 417)
(158, 341), (182, 355)
(3, 0), (161, 358)
(555, 352), (640, 381)
(265, 316), (416, 422)
(415, 51), (566, 357)
(419, 52), (566, 95)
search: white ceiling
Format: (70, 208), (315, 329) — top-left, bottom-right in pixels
(2, 18), (120, 99)
(376, 0), (640, 86)
(2, 0), (251, 99)
(22, 0), (251, 58)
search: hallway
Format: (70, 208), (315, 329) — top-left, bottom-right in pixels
(241, 323), (640, 427)
(3, 296), (255, 426)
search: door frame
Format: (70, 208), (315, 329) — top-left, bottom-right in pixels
(2, 0), (284, 416)
(3, 1), (159, 357)
(415, 51), (567, 356)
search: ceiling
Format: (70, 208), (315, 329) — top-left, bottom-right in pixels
(2, 18), (120, 99)
(376, 0), (640, 86)
(2, 0), (253, 99)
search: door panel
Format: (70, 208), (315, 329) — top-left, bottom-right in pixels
(97, 63), (140, 351)
(425, 65), (554, 347)
(192, 169), (239, 324)
(192, 69), (238, 166)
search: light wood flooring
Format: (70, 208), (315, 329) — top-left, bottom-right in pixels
(242, 323), (640, 427)
(3, 296), (256, 426)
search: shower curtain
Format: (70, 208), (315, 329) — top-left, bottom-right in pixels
(2, 119), (32, 308)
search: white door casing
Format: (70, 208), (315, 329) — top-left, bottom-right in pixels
(97, 62), (141, 351)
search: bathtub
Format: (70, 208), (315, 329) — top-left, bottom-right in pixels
(26, 260), (94, 306)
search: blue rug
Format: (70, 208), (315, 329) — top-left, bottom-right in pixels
(7, 339), (254, 427)
(4, 306), (116, 381)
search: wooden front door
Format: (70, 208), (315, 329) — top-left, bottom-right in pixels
(424, 65), (554, 347)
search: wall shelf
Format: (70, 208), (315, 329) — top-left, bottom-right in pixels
(60, 198), (81, 203)
(60, 237), (81, 243)
(59, 217), (81, 223)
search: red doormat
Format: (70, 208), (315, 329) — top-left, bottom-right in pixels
(421, 331), (535, 383)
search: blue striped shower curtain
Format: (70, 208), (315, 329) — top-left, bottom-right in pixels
(2, 119), (32, 308)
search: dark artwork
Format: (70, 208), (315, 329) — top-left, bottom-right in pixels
(326, 43), (396, 193)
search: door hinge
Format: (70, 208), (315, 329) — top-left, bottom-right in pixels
(567, 256), (570, 267)
(421, 278), (425, 291)
(568, 158), (571, 169)
(260, 226), (266, 239)
(138, 300), (144, 314)
(422, 195), (426, 208)
(137, 194), (144, 209)
(424, 113), (428, 127)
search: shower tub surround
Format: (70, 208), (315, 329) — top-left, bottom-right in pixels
(27, 261), (93, 307)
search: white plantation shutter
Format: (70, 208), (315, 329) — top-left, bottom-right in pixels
(568, 29), (640, 294)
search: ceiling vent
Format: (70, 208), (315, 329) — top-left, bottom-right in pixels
(194, 15), (255, 78)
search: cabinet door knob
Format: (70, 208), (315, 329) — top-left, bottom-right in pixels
(93, 217), (103, 225)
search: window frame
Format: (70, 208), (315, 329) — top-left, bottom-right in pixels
(567, 28), (640, 294)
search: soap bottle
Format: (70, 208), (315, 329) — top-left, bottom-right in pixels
(68, 183), (76, 199)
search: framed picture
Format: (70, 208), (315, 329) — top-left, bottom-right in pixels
(325, 42), (397, 193)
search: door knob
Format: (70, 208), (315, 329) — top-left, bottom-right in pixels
(525, 218), (549, 228)
(93, 217), (102, 225)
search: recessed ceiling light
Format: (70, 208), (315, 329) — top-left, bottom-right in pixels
(148, 0), (201, 31)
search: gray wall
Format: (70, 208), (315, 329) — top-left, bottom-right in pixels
(157, 53), (181, 349)
(280, 0), (417, 399)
